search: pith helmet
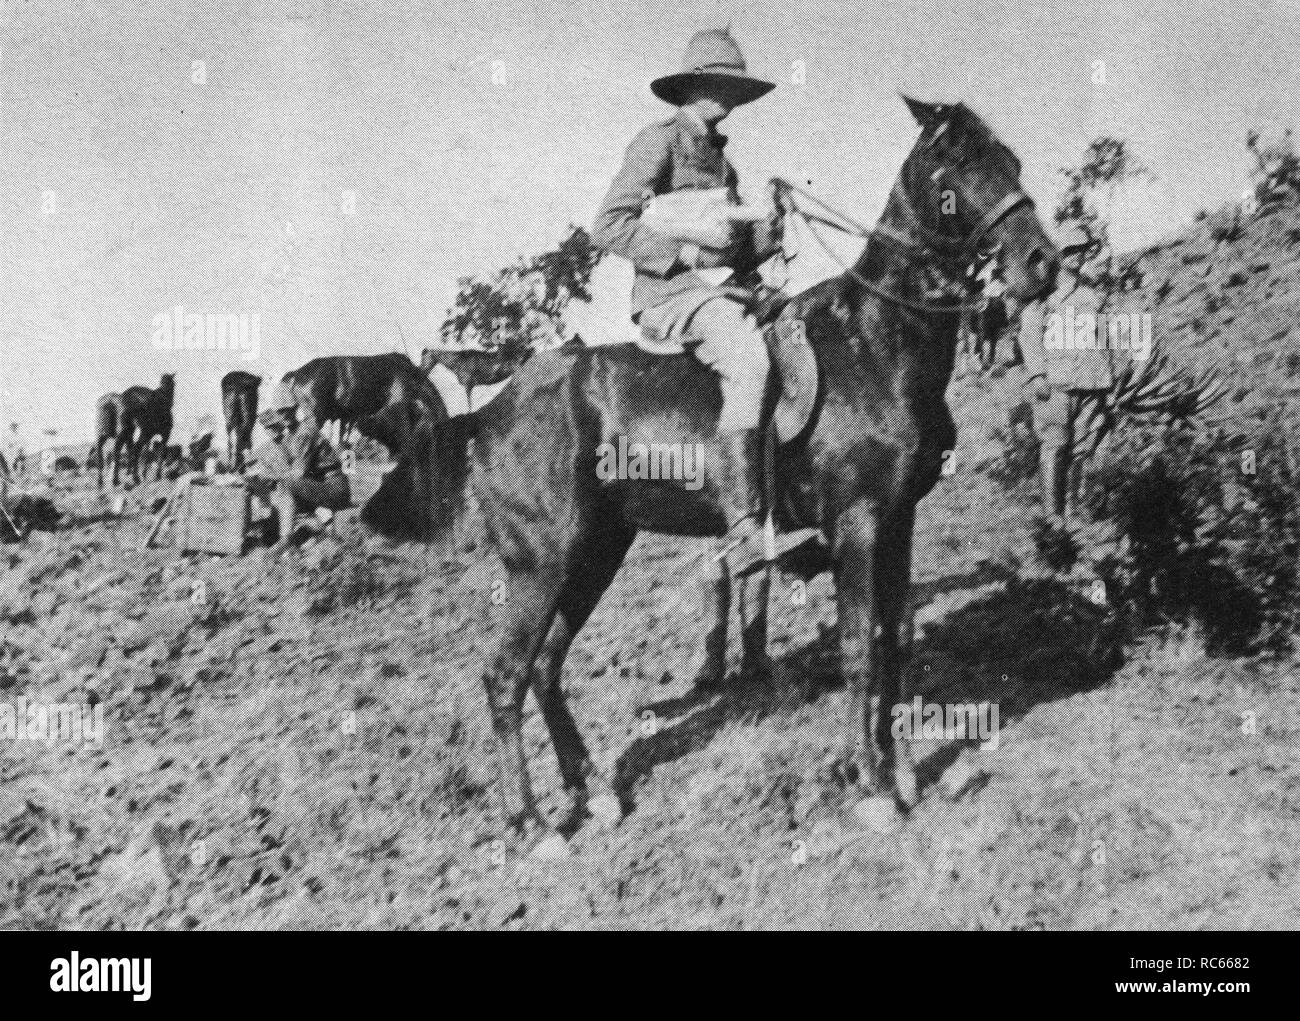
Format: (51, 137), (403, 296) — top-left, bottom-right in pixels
(258, 384), (297, 427)
(1058, 224), (1091, 253)
(650, 29), (775, 108)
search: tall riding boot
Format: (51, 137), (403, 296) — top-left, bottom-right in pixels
(713, 428), (768, 568)
(691, 427), (773, 691)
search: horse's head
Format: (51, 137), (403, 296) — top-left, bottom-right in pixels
(896, 96), (1057, 308)
(159, 373), (176, 392)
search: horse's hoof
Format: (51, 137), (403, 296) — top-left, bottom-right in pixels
(529, 832), (571, 862)
(741, 653), (774, 686)
(851, 796), (901, 835)
(688, 655), (726, 694)
(894, 764), (920, 810)
(586, 793), (622, 830)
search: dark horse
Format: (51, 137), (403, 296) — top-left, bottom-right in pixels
(286, 353), (448, 454)
(221, 370), (261, 471)
(92, 392), (127, 488)
(120, 374), (175, 485)
(364, 97), (1058, 838)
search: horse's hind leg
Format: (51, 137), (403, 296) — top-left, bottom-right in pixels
(483, 565), (563, 833)
(874, 506), (918, 809)
(112, 435), (127, 488)
(529, 516), (635, 831)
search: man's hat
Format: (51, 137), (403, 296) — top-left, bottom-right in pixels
(650, 29), (775, 108)
(1058, 224), (1091, 253)
(259, 385), (297, 428)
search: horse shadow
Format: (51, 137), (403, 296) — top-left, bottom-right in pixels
(615, 571), (1123, 804)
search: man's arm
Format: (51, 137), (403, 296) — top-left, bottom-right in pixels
(591, 125), (690, 278)
(1018, 300), (1048, 381)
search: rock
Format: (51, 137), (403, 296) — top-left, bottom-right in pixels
(806, 817), (845, 858)
(529, 832), (571, 861)
(938, 757), (974, 800)
(586, 793), (622, 830)
(851, 796), (901, 835)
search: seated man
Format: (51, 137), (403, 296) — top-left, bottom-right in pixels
(591, 27), (783, 567)
(248, 390), (350, 548)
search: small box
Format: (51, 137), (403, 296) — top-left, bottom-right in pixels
(180, 481), (250, 555)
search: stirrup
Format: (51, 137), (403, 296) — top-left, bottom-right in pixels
(712, 510), (777, 564)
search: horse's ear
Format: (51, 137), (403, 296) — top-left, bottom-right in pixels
(901, 93), (941, 127)
(901, 94), (957, 142)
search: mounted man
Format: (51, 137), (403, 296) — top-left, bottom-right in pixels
(1017, 224), (1114, 518)
(592, 27), (785, 574)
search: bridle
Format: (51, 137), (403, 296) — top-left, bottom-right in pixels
(770, 148), (1034, 315)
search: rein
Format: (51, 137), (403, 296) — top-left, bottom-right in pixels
(771, 176), (1032, 316)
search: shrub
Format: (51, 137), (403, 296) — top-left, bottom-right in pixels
(1082, 403), (1300, 653)
(990, 413), (1040, 491)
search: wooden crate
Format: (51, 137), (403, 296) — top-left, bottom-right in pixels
(180, 481), (250, 555)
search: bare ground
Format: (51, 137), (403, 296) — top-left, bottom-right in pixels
(5, 201), (1300, 930)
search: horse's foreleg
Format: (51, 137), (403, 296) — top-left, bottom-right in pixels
(484, 568), (561, 834)
(736, 564), (772, 681)
(530, 518), (635, 829)
(690, 549), (731, 691)
(874, 507), (918, 809)
(834, 501), (881, 795)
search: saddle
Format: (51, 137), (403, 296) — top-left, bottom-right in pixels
(636, 285), (819, 444)
(756, 290), (818, 444)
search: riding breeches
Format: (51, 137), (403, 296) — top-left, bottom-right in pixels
(684, 298), (771, 433)
(1026, 385), (1107, 457)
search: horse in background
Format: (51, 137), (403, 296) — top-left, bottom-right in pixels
(92, 392), (128, 488)
(221, 370), (261, 471)
(120, 373), (175, 485)
(286, 353), (449, 455)
(364, 97), (1059, 839)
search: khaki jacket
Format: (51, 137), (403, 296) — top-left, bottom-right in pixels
(1019, 276), (1116, 391)
(592, 109), (780, 321)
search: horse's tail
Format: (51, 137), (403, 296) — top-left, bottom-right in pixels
(361, 411), (478, 543)
(95, 397), (118, 440)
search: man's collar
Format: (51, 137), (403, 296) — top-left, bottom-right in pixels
(675, 106), (726, 147)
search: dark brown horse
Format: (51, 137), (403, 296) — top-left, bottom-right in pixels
(92, 392), (127, 488)
(221, 370), (261, 471)
(364, 97), (1058, 839)
(286, 353), (448, 454)
(120, 374), (175, 485)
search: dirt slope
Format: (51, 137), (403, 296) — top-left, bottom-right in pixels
(2, 199), (1299, 930)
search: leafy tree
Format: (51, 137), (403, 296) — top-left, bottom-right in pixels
(440, 225), (601, 359)
(1054, 137), (1149, 290)
(1246, 128), (1300, 205)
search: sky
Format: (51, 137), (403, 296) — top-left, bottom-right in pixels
(3, 0), (1299, 445)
